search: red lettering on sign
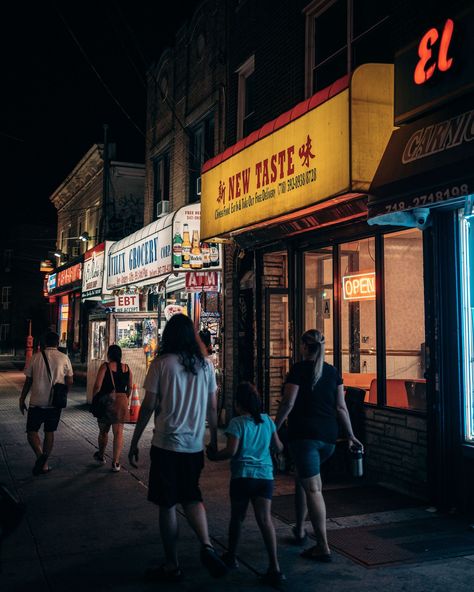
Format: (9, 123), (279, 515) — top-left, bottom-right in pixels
(414, 19), (454, 85)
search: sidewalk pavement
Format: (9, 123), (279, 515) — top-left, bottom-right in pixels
(1, 366), (473, 592)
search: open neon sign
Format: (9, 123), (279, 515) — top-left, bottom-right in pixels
(414, 18), (454, 85)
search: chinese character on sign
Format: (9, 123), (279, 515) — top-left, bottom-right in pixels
(217, 180), (226, 206)
(299, 135), (315, 168)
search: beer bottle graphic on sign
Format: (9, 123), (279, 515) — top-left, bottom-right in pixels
(172, 222), (183, 268)
(201, 242), (210, 268)
(190, 230), (203, 269)
(181, 224), (191, 268)
(209, 242), (219, 267)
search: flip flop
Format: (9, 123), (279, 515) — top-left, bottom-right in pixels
(32, 454), (48, 476)
(300, 545), (332, 562)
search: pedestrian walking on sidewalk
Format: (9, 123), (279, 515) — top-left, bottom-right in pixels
(91, 345), (132, 472)
(18, 331), (73, 476)
(128, 313), (227, 582)
(275, 329), (363, 562)
(207, 381), (287, 589)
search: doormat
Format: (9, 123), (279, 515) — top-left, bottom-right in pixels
(327, 516), (474, 567)
(271, 485), (425, 523)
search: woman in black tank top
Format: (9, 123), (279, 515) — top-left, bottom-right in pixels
(92, 345), (133, 472)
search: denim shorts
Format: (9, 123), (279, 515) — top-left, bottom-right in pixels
(289, 439), (335, 479)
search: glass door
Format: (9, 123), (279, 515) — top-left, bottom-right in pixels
(265, 289), (290, 416)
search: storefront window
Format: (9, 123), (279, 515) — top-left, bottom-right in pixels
(384, 229), (426, 411)
(304, 250), (333, 364)
(340, 238), (376, 392)
(116, 320), (144, 349)
(91, 321), (106, 360)
(460, 212), (474, 443)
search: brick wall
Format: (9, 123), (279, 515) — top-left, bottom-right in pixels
(364, 407), (428, 499)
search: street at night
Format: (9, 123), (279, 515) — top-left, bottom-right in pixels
(2, 1), (474, 590)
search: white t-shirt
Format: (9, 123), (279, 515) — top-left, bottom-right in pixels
(24, 348), (74, 407)
(143, 353), (217, 453)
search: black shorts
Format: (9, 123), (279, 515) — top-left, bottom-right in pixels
(230, 478), (274, 503)
(148, 446), (204, 508)
(26, 407), (61, 433)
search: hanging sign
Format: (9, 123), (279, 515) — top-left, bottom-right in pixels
(82, 243), (105, 299)
(172, 203), (222, 272)
(47, 273), (57, 293)
(185, 271), (220, 292)
(114, 294), (140, 313)
(342, 272), (376, 301)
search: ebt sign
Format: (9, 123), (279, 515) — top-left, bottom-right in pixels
(114, 294), (139, 313)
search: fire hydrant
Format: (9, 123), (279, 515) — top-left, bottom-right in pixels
(24, 320), (33, 370)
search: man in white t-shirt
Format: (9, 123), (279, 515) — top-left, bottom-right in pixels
(19, 332), (73, 475)
(128, 314), (227, 582)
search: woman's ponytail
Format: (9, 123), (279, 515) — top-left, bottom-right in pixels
(236, 381), (263, 424)
(301, 330), (325, 388)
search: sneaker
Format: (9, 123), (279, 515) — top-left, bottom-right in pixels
(260, 570), (287, 590)
(221, 551), (239, 569)
(111, 462), (121, 472)
(144, 565), (183, 582)
(93, 451), (106, 464)
(200, 544), (228, 578)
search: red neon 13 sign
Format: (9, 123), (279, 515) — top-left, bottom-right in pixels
(414, 18), (454, 85)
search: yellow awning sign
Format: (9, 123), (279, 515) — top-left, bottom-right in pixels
(201, 64), (394, 240)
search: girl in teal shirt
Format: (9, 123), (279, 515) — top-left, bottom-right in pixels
(207, 382), (286, 589)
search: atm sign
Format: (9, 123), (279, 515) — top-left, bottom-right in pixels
(342, 272), (376, 301)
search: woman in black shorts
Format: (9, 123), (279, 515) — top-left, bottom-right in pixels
(275, 329), (363, 561)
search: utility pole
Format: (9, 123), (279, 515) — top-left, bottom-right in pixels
(100, 124), (109, 242)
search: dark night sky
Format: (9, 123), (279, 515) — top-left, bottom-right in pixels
(1, 1), (200, 227)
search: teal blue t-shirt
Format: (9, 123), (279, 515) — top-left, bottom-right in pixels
(225, 414), (276, 480)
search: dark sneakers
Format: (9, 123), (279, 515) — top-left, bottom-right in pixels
(144, 565), (183, 582)
(260, 570), (287, 590)
(221, 551), (239, 569)
(200, 544), (228, 578)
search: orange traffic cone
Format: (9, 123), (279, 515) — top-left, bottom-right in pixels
(128, 385), (141, 423)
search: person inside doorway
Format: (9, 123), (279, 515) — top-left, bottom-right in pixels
(275, 329), (363, 561)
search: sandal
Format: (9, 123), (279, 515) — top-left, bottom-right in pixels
(144, 565), (183, 582)
(300, 545), (332, 562)
(200, 544), (228, 578)
(32, 454), (48, 476)
(291, 526), (307, 546)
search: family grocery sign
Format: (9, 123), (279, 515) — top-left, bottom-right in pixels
(201, 89), (349, 239)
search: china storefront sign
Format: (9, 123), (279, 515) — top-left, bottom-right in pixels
(172, 202), (222, 271)
(114, 294), (139, 313)
(201, 64), (394, 240)
(107, 214), (173, 290)
(185, 271), (220, 292)
(82, 243), (106, 300)
(57, 263), (81, 289)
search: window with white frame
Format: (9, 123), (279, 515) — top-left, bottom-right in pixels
(0, 324), (9, 342)
(3, 249), (12, 272)
(1, 286), (12, 310)
(189, 114), (214, 203)
(304, 0), (393, 96)
(153, 152), (170, 216)
(236, 55), (255, 140)
(460, 210), (474, 443)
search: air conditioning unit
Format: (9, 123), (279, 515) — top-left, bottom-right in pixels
(157, 200), (170, 217)
(196, 176), (202, 196)
(71, 246), (80, 258)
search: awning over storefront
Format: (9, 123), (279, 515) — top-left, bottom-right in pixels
(368, 94), (474, 222)
(106, 202), (222, 290)
(201, 64), (394, 241)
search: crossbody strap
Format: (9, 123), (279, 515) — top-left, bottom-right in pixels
(41, 351), (54, 405)
(107, 362), (117, 392)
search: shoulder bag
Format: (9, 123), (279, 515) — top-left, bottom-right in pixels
(42, 351), (68, 409)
